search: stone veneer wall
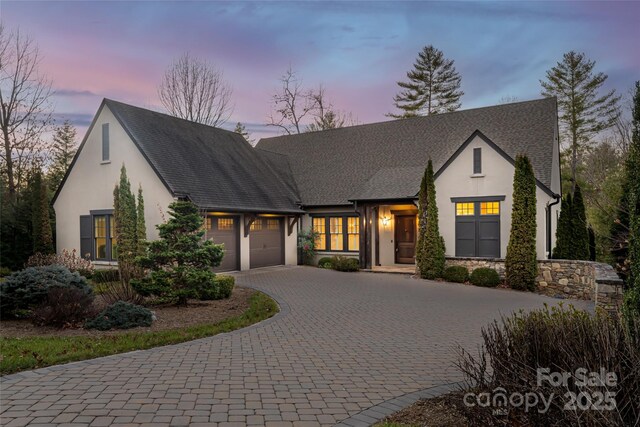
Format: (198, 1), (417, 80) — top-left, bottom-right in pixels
(445, 257), (624, 312)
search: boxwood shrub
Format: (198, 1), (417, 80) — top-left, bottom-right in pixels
(85, 301), (153, 330)
(332, 256), (360, 272)
(443, 266), (469, 283)
(199, 275), (235, 300)
(469, 267), (501, 288)
(0, 265), (92, 318)
(317, 257), (334, 269)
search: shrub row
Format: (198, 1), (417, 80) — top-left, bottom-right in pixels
(317, 255), (359, 272)
(441, 266), (501, 288)
(199, 275), (235, 300)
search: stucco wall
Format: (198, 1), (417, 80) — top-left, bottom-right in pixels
(435, 135), (557, 260)
(53, 105), (175, 256)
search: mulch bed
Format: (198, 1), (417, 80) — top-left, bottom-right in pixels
(379, 392), (470, 427)
(0, 287), (255, 337)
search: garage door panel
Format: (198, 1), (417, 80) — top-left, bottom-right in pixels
(455, 221), (476, 257)
(250, 218), (284, 268)
(206, 217), (239, 272)
(455, 201), (501, 258)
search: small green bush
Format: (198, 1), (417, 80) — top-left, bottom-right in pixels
(443, 266), (469, 283)
(317, 257), (334, 269)
(469, 268), (501, 288)
(85, 301), (153, 330)
(332, 256), (360, 272)
(0, 265), (92, 318)
(91, 269), (120, 283)
(0, 267), (13, 278)
(199, 275), (235, 300)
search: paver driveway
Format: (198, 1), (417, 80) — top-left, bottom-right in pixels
(1, 267), (592, 427)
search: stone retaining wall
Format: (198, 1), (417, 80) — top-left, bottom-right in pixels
(445, 257), (624, 312)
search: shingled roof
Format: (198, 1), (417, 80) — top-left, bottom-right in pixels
(103, 99), (303, 214)
(256, 98), (558, 206)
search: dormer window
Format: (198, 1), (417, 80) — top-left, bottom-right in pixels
(102, 123), (110, 162)
(473, 147), (481, 174)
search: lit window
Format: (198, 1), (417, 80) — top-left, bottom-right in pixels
(456, 202), (475, 216)
(347, 217), (359, 251)
(267, 219), (280, 230)
(250, 219), (262, 231)
(313, 217), (326, 250)
(94, 215), (107, 259)
(330, 217), (343, 250)
(110, 216), (118, 260)
(481, 201), (500, 215)
(218, 218), (234, 230)
(206, 217), (213, 230)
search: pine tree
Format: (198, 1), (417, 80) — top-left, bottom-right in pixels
(506, 156), (538, 291)
(541, 51), (620, 193)
(136, 185), (146, 257)
(624, 81), (640, 317)
(390, 45), (463, 118)
(31, 169), (54, 254)
(570, 184), (590, 260)
(132, 201), (224, 305)
(416, 160), (445, 279)
(553, 194), (572, 259)
(49, 120), (77, 192)
(234, 122), (253, 144)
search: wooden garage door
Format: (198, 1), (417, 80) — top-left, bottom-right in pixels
(455, 201), (500, 258)
(206, 216), (239, 272)
(250, 218), (284, 269)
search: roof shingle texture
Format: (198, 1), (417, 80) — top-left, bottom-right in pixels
(105, 99), (302, 213)
(257, 98), (558, 206)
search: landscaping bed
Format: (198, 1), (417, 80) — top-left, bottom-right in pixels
(378, 392), (469, 427)
(0, 289), (278, 375)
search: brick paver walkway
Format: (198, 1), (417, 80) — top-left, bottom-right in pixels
(1, 267), (591, 426)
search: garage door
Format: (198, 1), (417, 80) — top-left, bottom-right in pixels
(250, 218), (284, 268)
(455, 201), (501, 258)
(206, 216), (239, 272)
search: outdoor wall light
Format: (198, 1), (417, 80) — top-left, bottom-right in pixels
(381, 216), (390, 227)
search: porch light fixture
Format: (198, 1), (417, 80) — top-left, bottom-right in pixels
(381, 216), (390, 227)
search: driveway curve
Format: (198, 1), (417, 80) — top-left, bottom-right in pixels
(1, 267), (591, 426)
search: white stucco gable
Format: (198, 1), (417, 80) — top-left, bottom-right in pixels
(435, 132), (560, 260)
(53, 103), (175, 256)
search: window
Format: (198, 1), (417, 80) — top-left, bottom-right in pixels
(110, 216), (118, 260)
(218, 218), (234, 230)
(267, 219), (280, 230)
(329, 217), (343, 251)
(312, 215), (359, 252)
(102, 123), (110, 162)
(473, 147), (481, 174)
(347, 217), (359, 251)
(456, 202), (475, 216)
(250, 220), (262, 231)
(481, 201), (500, 215)
(94, 216), (107, 259)
(313, 217), (326, 250)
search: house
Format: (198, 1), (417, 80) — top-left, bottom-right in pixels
(53, 97), (561, 271)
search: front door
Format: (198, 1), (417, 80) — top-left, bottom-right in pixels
(395, 215), (416, 264)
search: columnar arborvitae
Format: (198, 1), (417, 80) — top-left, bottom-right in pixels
(31, 169), (54, 255)
(554, 195), (572, 259)
(624, 81), (640, 317)
(571, 184), (590, 260)
(136, 185), (146, 257)
(416, 159), (445, 279)
(506, 155), (538, 291)
(113, 165), (139, 283)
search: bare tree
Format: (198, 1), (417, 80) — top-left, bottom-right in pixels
(268, 68), (357, 134)
(306, 85), (358, 132)
(158, 52), (233, 127)
(0, 24), (53, 200)
(267, 66), (318, 135)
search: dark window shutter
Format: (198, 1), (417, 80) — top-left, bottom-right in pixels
(473, 148), (481, 174)
(102, 123), (109, 161)
(80, 215), (93, 260)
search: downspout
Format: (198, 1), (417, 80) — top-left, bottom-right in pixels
(546, 193), (561, 259)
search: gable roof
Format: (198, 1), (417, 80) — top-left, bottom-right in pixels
(54, 99), (303, 214)
(256, 97), (559, 206)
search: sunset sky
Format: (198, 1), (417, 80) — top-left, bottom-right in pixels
(2, 1), (639, 140)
